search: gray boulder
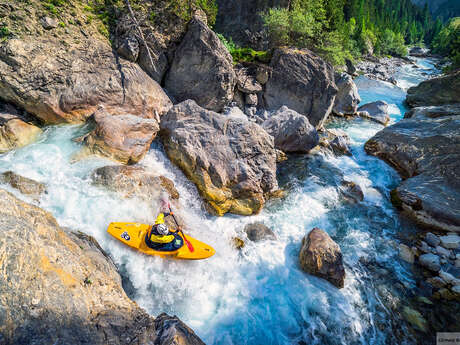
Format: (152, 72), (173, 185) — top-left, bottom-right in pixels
(79, 107), (160, 165)
(425, 232), (441, 247)
(418, 253), (441, 272)
(235, 65), (263, 93)
(333, 73), (361, 116)
(262, 106), (319, 153)
(91, 165), (179, 201)
(406, 70), (460, 107)
(365, 110), (460, 233)
(299, 228), (346, 288)
(165, 17), (235, 112)
(160, 100), (278, 216)
(340, 180), (364, 203)
(264, 48), (338, 128)
(319, 128), (352, 156)
(244, 223), (276, 242)
(358, 101), (390, 125)
(404, 104), (460, 120)
(440, 234), (460, 249)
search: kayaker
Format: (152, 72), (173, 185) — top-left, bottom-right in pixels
(145, 211), (184, 251)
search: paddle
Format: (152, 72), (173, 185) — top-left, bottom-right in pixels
(168, 203), (194, 252)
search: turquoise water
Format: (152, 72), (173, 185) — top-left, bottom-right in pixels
(0, 58), (438, 344)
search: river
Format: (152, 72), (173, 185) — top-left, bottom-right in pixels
(0, 57), (439, 344)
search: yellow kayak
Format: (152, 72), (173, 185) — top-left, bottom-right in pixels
(107, 222), (215, 260)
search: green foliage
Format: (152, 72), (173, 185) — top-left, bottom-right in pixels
(217, 33), (270, 64)
(58, 21), (65, 28)
(376, 29), (407, 57)
(432, 17), (460, 70)
(260, 0), (446, 65)
(0, 26), (10, 38)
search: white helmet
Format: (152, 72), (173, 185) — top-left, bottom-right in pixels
(157, 224), (169, 235)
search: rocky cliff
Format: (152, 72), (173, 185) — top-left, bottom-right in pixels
(365, 72), (460, 232)
(0, 188), (204, 345)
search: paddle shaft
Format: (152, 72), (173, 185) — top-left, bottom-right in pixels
(168, 205), (194, 252)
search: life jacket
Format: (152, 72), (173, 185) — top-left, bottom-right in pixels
(148, 212), (174, 244)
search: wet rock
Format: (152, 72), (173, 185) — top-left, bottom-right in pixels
(402, 306), (428, 333)
(409, 47), (429, 57)
(91, 165), (179, 203)
(0, 188), (203, 345)
(160, 100), (278, 216)
(440, 234), (460, 249)
(299, 228), (346, 288)
(406, 70), (460, 107)
(116, 36), (139, 62)
(244, 222), (276, 242)
(399, 243), (415, 263)
(264, 48), (338, 128)
(0, 108), (42, 153)
(319, 128), (352, 156)
(332, 73), (361, 116)
(80, 108), (159, 165)
(165, 17), (235, 112)
(262, 106), (319, 153)
(0, 171), (46, 200)
(340, 180), (364, 203)
(0, 37), (171, 124)
(255, 65), (270, 85)
(419, 253), (441, 272)
(154, 314), (205, 345)
(439, 271), (460, 286)
(358, 101), (390, 125)
(427, 276), (446, 288)
(418, 241), (431, 254)
(365, 111), (460, 233)
(276, 149), (288, 162)
(436, 245), (451, 258)
(232, 237), (245, 249)
(425, 232), (441, 247)
(40, 16), (57, 29)
(404, 104), (460, 120)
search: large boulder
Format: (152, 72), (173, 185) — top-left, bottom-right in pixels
(365, 106), (460, 232)
(0, 108), (42, 153)
(262, 106), (319, 153)
(358, 100), (390, 125)
(0, 188), (204, 345)
(244, 222), (276, 242)
(160, 100), (279, 216)
(318, 128), (352, 156)
(264, 48), (338, 128)
(0, 171), (46, 200)
(299, 228), (346, 288)
(0, 37), (171, 124)
(332, 73), (361, 116)
(165, 17), (236, 112)
(79, 107), (159, 165)
(91, 165), (179, 202)
(114, 0), (190, 82)
(406, 70), (460, 107)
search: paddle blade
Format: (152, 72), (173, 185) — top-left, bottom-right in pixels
(183, 235), (194, 252)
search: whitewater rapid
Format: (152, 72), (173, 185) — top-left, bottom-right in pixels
(0, 57), (438, 344)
